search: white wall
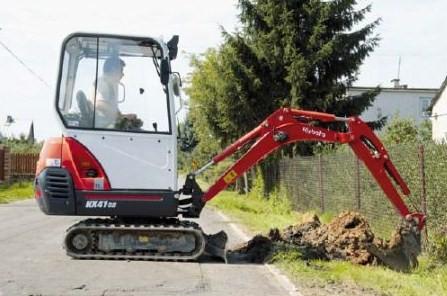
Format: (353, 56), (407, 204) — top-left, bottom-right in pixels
(431, 88), (447, 142)
(348, 88), (437, 125)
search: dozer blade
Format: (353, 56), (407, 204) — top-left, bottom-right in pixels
(367, 218), (422, 272)
(204, 231), (228, 263)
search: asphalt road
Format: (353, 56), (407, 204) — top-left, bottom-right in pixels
(0, 199), (295, 296)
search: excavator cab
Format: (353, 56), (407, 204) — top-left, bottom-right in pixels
(34, 33), (221, 261)
(36, 33), (185, 218)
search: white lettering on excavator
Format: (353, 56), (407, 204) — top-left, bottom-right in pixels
(302, 127), (326, 138)
(85, 200), (117, 208)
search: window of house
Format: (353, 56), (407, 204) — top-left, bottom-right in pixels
(419, 97), (432, 118)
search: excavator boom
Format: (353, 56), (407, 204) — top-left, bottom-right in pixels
(183, 107), (425, 230)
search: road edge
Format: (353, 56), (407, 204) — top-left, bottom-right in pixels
(214, 210), (303, 296)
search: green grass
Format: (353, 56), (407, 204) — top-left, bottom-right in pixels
(0, 181), (34, 203)
(209, 189), (447, 296)
(274, 252), (447, 296)
(208, 189), (302, 233)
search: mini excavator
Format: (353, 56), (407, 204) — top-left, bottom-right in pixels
(35, 33), (425, 262)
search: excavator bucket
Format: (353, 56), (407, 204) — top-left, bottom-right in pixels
(204, 231), (228, 262)
(367, 218), (422, 272)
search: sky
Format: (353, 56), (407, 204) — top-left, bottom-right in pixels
(0, 0), (446, 140)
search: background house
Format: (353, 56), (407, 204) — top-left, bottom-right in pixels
(349, 81), (437, 126)
(428, 77), (447, 142)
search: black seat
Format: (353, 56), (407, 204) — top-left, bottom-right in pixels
(76, 91), (93, 127)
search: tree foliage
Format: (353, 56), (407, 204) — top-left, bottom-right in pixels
(0, 134), (42, 153)
(418, 119), (433, 143)
(382, 117), (433, 145)
(186, 50), (224, 160)
(186, 0), (381, 191)
(178, 116), (198, 153)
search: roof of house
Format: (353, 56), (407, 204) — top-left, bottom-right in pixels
(349, 86), (438, 93)
(428, 76), (447, 111)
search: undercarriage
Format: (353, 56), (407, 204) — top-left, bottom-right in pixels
(64, 218), (227, 261)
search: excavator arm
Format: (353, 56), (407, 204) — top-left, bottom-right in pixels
(181, 107), (425, 230)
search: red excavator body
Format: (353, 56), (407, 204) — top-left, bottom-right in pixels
(35, 33), (424, 263)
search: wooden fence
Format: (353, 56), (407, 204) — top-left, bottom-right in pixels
(10, 153), (40, 178)
(0, 148), (4, 182)
(0, 146), (39, 183)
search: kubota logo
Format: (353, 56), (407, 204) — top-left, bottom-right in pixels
(85, 200), (117, 208)
(302, 127), (326, 138)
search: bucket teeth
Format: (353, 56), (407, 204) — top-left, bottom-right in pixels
(204, 231), (228, 263)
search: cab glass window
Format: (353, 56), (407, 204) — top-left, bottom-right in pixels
(57, 36), (171, 133)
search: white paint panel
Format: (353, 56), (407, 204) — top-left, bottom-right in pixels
(67, 130), (176, 190)
(431, 88), (447, 142)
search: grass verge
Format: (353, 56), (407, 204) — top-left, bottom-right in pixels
(209, 189), (447, 296)
(208, 189), (300, 233)
(0, 181), (34, 204)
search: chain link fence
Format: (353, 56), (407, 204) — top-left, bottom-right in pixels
(278, 143), (447, 239)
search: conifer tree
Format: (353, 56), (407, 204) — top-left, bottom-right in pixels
(187, 0), (381, 191)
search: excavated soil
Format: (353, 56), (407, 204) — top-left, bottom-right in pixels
(228, 211), (421, 272)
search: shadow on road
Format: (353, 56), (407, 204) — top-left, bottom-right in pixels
(198, 253), (267, 265)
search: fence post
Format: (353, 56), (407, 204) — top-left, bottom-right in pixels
(0, 145), (4, 183)
(243, 172), (249, 194)
(418, 144), (428, 243)
(355, 157), (361, 210)
(4, 147), (11, 184)
(318, 155), (325, 213)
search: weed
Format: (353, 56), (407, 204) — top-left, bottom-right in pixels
(0, 181), (34, 203)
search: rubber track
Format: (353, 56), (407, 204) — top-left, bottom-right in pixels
(64, 218), (206, 261)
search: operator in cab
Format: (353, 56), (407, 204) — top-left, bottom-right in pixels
(92, 57), (125, 128)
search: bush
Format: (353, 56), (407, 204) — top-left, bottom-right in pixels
(1, 136), (42, 153)
(382, 116), (418, 144)
(381, 116), (432, 145)
(428, 230), (447, 263)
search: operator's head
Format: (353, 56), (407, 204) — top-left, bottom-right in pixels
(103, 57), (125, 80)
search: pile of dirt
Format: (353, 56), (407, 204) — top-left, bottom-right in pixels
(228, 211), (421, 272)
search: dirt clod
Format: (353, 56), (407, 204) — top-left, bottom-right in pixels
(228, 235), (273, 263)
(229, 211), (421, 272)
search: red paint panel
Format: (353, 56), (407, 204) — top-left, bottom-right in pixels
(84, 193), (163, 201)
(35, 137), (63, 176)
(36, 137), (111, 191)
(61, 137), (111, 190)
